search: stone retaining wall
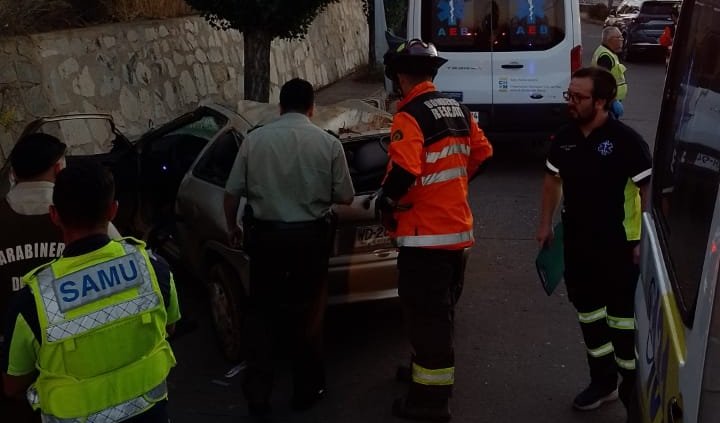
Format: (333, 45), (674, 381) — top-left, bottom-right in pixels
(0, 0), (368, 166)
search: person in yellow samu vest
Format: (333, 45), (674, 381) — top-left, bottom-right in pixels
(591, 26), (628, 118)
(2, 162), (180, 423)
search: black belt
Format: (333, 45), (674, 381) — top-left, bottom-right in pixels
(252, 218), (328, 231)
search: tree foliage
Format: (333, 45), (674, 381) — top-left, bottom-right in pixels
(363, 0), (408, 66)
(183, 0), (339, 102)
(184, 0), (339, 40)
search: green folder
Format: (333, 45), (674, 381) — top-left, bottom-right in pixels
(535, 222), (565, 296)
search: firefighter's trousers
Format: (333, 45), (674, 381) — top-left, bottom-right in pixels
(564, 234), (639, 407)
(398, 247), (466, 406)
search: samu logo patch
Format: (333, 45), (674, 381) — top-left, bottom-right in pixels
(53, 254), (144, 312)
(598, 140), (614, 156)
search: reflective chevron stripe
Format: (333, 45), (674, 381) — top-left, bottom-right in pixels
(420, 166), (467, 186)
(37, 382), (167, 423)
(588, 342), (614, 358)
(395, 230), (474, 247)
(412, 362), (454, 386)
(426, 143), (471, 163)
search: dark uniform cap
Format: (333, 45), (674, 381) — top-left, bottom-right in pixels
(383, 39), (449, 80)
(9, 133), (67, 179)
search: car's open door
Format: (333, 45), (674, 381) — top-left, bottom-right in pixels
(19, 114), (139, 233)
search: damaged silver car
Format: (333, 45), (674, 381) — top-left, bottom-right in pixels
(3, 101), (399, 360)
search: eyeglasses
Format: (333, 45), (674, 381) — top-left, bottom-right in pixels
(563, 91), (592, 103)
(610, 35), (624, 40)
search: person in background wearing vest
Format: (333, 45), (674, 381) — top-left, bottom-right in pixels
(380, 39), (493, 422)
(592, 26), (628, 119)
(224, 78), (354, 418)
(0, 134), (122, 421)
(2, 162), (180, 423)
(659, 5), (680, 67)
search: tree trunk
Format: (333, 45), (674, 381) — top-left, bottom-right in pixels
(243, 29), (273, 102)
(368, 1), (376, 67)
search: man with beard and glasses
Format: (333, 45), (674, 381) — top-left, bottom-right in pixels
(535, 67), (651, 423)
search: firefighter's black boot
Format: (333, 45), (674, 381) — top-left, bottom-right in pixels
(396, 365), (412, 383)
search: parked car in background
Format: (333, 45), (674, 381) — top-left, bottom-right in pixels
(604, 0), (642, 28)
(604, 0), (681, 60)
(1, 102), (399, 360)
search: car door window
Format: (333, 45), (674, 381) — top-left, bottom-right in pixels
(652, 0), (720, 325)
(192, 130), (242, 187)
(166, 114), (226, 141)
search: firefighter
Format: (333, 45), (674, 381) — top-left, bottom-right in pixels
(380, 39), (493, 422)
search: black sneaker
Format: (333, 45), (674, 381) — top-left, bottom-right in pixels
(291, 388), (326, 411)
(248, 402), (271, 417)
(573, 384), (619, 411)
(392, 397), (451, 422)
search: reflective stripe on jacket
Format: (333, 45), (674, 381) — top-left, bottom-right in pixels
(591, 45), (628, 101)
(385, 82), (493, 249)
(25, 238), (176, 421)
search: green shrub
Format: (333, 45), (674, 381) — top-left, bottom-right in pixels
(0, 0), (194, 36)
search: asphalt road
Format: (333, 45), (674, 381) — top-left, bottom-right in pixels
(165, 21), (667, 423)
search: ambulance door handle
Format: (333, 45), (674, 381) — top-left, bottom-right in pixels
(501, 63), (524, 69)
(668, 397), (683, 423)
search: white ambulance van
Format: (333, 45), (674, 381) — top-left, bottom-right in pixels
(405, 0), (582, 138)
(635, 0), (720, 421)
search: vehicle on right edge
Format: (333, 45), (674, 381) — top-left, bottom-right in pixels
(635, 0), (720, 421)
(605, 0), (681, 60)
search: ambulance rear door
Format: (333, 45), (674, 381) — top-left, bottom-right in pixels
(636, 1), (720, 421)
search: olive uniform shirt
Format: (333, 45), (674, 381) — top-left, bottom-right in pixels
(225, 113), (354, 222)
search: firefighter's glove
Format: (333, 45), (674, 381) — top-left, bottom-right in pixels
(375, 193), (412, 232)
(375, 193), (397, 231)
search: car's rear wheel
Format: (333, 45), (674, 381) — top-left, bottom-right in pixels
(207, 261), (245, 362)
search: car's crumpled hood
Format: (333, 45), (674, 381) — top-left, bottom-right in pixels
(236, 99), (392, 137)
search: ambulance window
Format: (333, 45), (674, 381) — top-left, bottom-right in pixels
(423, 0), (566, 52)
(652, 0), (720, 325)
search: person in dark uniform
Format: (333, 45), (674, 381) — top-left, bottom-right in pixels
(223, 78), (354, 417)
(2, 162), (180, 423)
(0, 134), (67, 422)
(536, 67), (652, 422)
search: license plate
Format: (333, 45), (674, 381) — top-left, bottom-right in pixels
(355, 225), (390, 248)
(471, 111), (479, 121)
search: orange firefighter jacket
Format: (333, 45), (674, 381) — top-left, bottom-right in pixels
(385, 81), (493, 250)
